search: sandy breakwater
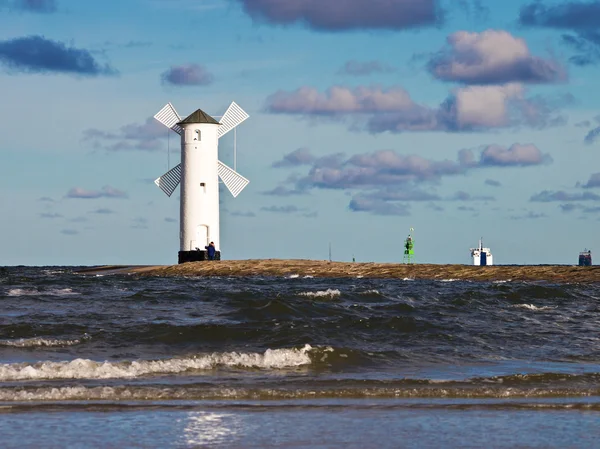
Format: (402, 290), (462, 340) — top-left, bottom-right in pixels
(84, 260), (600, 283)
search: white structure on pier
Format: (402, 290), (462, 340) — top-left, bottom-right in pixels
(470, 238), (493, 266)
(153, 102), (250, 262)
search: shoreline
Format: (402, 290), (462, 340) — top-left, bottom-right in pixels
(86, 259), (600, 283)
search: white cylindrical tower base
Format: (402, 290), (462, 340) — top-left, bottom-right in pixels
(179, 121), (220, 254)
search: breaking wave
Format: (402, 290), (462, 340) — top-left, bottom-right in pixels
(2, 372), (600, 402)
(6, 288), (79, 297)
(0, 337), (84, 348)
(0, 346), (313, 381)
(298, 289), (341, 298)
(514, 304), (555, 311)
(359, 289), (381, 296)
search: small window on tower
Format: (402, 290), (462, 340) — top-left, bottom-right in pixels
(195, 129), (201, 141)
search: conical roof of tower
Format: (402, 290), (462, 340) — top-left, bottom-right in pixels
(177, 108), (220, 125)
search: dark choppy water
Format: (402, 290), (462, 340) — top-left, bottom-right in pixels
(1, 266), (600, 448)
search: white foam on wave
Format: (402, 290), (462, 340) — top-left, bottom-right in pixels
(359, 289), (381, 295)
(49, 288), (79, 296)
(6, 288), (79, 297)
(0, 345), (313, 381)
(42, 269), (65, 275)
(7, 288), (37, 296)
(0, 337), (82, 348)
(402, 278), (414, 281)
(493, 280), (512, 284)
(0, 386), (251, 402)
(298, 289), (341, 299)
(515, 304), (554, 311)
(0, 386), (129, 402)
(0, 386), (209, 402)
(287, 274), (300, 279)
(0, 386), (261, 402)
(439, 279), (460, 282)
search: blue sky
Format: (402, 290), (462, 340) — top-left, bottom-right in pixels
(1, 0), (599, 265)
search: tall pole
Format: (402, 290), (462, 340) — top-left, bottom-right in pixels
(234, 126), (237, 171)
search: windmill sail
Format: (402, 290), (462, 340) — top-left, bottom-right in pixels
(153, 101), (249, 197)
(218, 102), (249, 138)
(154, 103), (183, 135)
(155, 164), (181, 197)
(217, 160), (249, 198)
(155, 161), (249, 198)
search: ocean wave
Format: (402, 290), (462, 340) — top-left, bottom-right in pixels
(484, 372), (600, 384)
(1, 378), (600, 402)
(359, 289), (381, 296)
(514, 304), (555, 311)
(42, 270), (66, 275)
(6, 288), (79, 297)
(298, 289), (341, 299)
(0, 345), (313, 381)
(6, 288), (38, 296)
(0, 337), (84, 348)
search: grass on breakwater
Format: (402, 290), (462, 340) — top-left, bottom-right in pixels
(120, 259), (600, 283)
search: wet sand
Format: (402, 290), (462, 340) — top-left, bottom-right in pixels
(97, 259), (600, 282)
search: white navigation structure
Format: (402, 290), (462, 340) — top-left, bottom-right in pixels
(470, 238), (493, 266)
(153, 101), (250, 263)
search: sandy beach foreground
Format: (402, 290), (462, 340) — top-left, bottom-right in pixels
(80, 260), (600, 282)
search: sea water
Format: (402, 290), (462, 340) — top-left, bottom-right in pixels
(0, 267), (599, 448)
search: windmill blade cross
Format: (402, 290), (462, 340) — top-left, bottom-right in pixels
(217, 160), (249, 198)
(218, 102), (249, 139)
(154, 103), (183, 135)
(155, 163), (182, 197)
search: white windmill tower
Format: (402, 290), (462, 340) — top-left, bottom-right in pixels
(153, 101), (250, 263)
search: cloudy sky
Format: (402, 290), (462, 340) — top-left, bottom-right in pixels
(1, 0), (599, 265)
